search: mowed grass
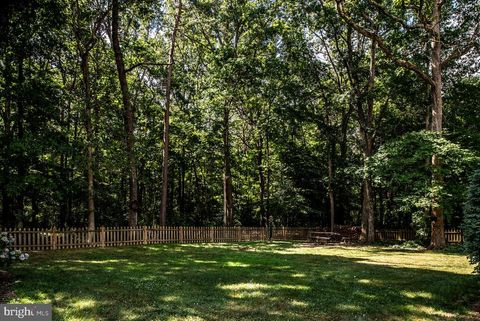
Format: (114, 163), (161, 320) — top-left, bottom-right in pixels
(9, 242), (480, 321)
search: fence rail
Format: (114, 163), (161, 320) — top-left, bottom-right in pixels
(375, 229), (463, 244)
(0, 226), (463, 251)
(0, 226), (272, 251)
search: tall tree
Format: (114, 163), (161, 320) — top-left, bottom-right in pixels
(71, 0), (107, 235)
(111, 0), (138, 226)
(160, 0), (182, 226)
(334, 0), (480, 248)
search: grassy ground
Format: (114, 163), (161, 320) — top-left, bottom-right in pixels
(8, 242), (479, 321)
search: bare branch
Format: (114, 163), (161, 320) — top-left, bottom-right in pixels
(335, 0), (434, 87)
(125, 62), (170, 73)
(366, 0), (424, 30)
(441, 23), (480, 69)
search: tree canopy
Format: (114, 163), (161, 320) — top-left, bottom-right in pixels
(0, 0), (479, 248)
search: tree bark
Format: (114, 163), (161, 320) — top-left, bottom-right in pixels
(1, 61), (15, 227)
(328, 145), (335, 232)
(112, 0), (138, 226)
(73, 0), (98, 235)
(266, 129), (271, 225)
(223, 106), (233, 226)
(429, 0), (446, 248)
(257, 135), (266, 227)
(15, 54), (26, 226)
(80, 52), (95, 236)
(360, 38), (376, 243)
(160, 0), (182, 226)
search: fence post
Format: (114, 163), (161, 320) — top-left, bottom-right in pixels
(179, 226), (184, 243)
(87, 228), (94, 246)
(143, 226), (148, 245)
(51, 227), (57, 250)
(100, 226), (106, 248)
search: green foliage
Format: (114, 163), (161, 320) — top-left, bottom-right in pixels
(463, 169), (480, 273)
(369, 131), (479, 237)
(445, 78), (480, 154)
(0, 0), (478, 231)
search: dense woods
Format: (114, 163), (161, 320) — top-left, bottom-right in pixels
(0, 0), (479, 248)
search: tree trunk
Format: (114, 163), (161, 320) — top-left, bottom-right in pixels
(112, 0), (138, 226)
(257, 135), (266, 227)
(15, 54), (26, 226)
(328, 145), (335, 232)
(360, 38), (376, 243)
(429, 0), (445, 249)
(1, 62), (15, 227)
(80, 52), (95, 237)
(160, 0), (182, 226)
(265, 128), (271, 225)
(179, 146), (185, 220)
(223, 106), (233, 226)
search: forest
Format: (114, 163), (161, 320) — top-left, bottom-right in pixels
(1, 0), (479, 249)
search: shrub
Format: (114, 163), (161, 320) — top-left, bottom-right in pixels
(1, 232), (29, 268)
(463, 169), (480, 273)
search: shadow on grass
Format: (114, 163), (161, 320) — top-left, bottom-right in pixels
(10, 242), (479, 321)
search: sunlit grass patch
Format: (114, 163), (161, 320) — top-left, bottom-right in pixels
(8, 241), (479, 321)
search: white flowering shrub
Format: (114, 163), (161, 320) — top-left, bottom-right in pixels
(1, 232), (29, 267)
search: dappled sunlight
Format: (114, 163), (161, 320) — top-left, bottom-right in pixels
(401, 291), (432, 299)
(290, 299), (308, 307)
(255, 242), (474, 275)
(219, 282), (309, 292)
(53, 259), (127, 264)
(224, 261), (250, 267)
(336, 303), (362, 312)
(12, 291), (54, 304)
(355, 292), (377, 300)
(220, 282), (270, 291)
(228, 290), (266, 299)
(162, 295), (181, 302)
(9, 242), (478, 321)
(71, 298), (96, 309)
(404, 304), (457, 319)
(167, 316), (205, 321)
(192, 260), (218, 264)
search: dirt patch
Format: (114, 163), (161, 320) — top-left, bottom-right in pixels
(0, 270), (16, 303)
(471, 302), (480, 320)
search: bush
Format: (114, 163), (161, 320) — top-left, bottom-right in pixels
(463, 169), (480, 273)
(1, 232), (29, 268)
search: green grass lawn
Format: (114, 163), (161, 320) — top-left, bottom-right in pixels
(9, 242), (480, 321)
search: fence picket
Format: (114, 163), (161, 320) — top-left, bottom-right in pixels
(0, 226), (464, 251)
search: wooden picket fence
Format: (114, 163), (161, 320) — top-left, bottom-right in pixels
(375, 228), (464, 244)
(0, 226), (317, 252)
(444, 229), (464, 244)
(375, 229), (416, 242)
(0, 226), (464, 251)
